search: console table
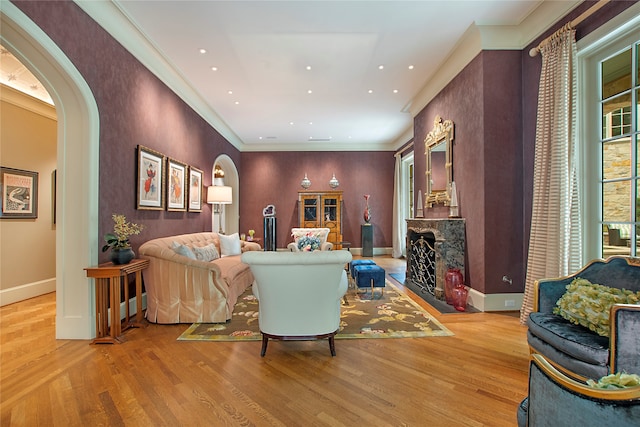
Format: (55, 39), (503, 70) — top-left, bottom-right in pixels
(84, 258), (149, 344)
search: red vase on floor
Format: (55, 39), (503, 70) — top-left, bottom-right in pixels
(452, 285), (469, 312)
(445, 268), (463, 305)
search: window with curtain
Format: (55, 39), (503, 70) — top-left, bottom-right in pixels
(600, 40), (640, 258)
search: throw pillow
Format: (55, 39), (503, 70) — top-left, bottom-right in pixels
(171, 241), (196, 260)
(192, 243), (220, 262)
(219, 233), (242, 256)
(587, 372), (640, 389)
(553, 277), (640, 337)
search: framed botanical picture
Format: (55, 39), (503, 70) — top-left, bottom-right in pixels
(188, 166), (203, 212)
(167, 158), (187, 211)
(137, 145), (165, 210)
(0, 167), (38, 219)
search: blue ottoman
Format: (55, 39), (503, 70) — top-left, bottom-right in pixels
(350, 259), (376, 278)
(354, 264), (385, 298)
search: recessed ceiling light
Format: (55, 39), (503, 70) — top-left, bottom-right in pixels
(393, 89), (399, 93)
(211, 66), (218, 71)
(307, 90), (313, 94)
(378, 65), (384, 70)
(408, 65), (414, 70)
(306, 65), (312, 70)
(228, 90), (233, 95)
(259, 136), (263, 140)
(234, 101), (240, 105)
(309, 122), (313, 125)
(368, 89), (373, 94)
(289, 122), (294, 126)
(199, 48), (207, 54)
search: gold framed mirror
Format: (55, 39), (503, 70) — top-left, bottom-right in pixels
(425, 115), (454, 207)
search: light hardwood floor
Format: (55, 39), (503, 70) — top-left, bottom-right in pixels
(1, 256), (530, 426)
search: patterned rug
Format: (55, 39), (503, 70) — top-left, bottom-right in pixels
(178, 280), (453, 341)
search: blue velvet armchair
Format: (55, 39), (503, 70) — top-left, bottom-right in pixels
(517, 354), (640, 427)
(527, 256), (640, 380)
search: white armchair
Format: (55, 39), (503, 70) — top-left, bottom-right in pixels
(241, 250), (352, 356)
(287, 227), (333, 251)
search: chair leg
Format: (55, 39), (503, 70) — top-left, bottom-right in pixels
(329, 335), (336, 357)
(261, 334), (269, 357)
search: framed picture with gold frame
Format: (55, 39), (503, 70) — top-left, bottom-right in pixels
(136, 145), (165, 210)
(188, 166), (203, 212)
(167, 158), (187, 211)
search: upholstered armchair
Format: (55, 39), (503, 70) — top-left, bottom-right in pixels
(241, 250), (352, 356)
(287, 227), (333, 251)
(527, 256), (640, 380)
(517, 354), (640, 427)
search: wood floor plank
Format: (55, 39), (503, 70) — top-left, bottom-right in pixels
(0, 256), (530, 426)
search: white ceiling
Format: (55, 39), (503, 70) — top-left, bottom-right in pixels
(3, 1), (582, 151)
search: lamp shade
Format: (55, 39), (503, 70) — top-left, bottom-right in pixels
(207, 185), (232, 204)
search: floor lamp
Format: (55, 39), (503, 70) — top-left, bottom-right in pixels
(207, 185), (232, 234)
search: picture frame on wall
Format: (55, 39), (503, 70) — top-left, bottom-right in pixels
(0, 166), (39, 219)
(167, 158), (187, 211)
(137, 145), (165, 210)
(188, 166), (203, 212)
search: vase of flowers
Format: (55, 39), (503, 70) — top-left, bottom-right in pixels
(102, 214), (144, 265)
(296, 233), (321, 252)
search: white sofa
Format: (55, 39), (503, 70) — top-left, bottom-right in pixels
(139, 232), (261, 323)
(287, 227), (333, 251)
(241, 250), (352, 356)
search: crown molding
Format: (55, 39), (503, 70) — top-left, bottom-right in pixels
(1, 83), (56, 120)
(73, 0), (244, 151)
(407, 0), (581, 118)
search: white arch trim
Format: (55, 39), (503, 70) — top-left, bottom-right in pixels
(1, 2), (100, 338)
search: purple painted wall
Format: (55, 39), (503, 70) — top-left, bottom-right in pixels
(14, 1), (240, 262)
(239, 151), (395, 249)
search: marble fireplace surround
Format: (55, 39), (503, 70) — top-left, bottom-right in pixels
(406, 218), (466, 299)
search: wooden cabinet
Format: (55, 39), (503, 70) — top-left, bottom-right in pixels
(298, 191), (343, 247)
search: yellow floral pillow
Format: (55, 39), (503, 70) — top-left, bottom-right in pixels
(553, 277), (640, 337)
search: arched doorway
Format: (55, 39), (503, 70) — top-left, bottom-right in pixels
(212, 155), (239, 235)
(2, 3), (100, 339)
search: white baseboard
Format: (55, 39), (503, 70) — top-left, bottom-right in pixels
(467, 288), (523, 312)
(0, 278), (56, 307)
(109, 293), (148, 324)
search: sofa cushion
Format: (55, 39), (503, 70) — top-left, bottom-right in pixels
(219, 233), (242, 256)
(193, 243), (220, 262)
(171, 241), (196, 259)
(553, 277), (640, 336)
(528, 312), (609, 365)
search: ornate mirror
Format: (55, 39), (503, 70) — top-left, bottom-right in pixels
(425, 115), (454, 207)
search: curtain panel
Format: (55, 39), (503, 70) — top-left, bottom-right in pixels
(521, 25), (582, 324)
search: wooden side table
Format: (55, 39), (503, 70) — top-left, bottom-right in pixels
(84, 258), (149, 344)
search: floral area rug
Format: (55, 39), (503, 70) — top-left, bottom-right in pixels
(177, 280), (453, 341)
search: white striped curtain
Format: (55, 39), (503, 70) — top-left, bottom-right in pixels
(520, 25), (582, 324)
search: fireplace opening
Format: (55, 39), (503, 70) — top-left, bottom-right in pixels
(407, 230), (436, 295)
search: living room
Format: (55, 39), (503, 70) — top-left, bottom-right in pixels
(1, 1), (640, 424)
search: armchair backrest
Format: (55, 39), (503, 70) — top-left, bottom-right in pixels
(291, 228), (330, 244)
(241, 251), (352, 337)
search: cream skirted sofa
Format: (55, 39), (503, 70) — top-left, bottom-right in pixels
(139, 232), (261, 324)
(287, 227), (333, 252)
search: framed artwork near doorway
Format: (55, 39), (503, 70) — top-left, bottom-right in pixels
(136, 145), (165, 210)
(0, 166), (38, 219)
(188, 166), (203, 212)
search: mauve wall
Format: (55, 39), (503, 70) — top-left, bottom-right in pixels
(239, 151), (395, 249)
(14, 1), (240, 262)
(414, 51), (521, 295)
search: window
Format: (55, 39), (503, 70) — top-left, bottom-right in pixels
(600, 42), (639, 257)
(580, 10), (640, 262)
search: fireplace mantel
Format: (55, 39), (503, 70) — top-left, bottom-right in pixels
(406, 218), (466, 299)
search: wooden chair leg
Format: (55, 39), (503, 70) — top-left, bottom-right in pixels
(261, 334), (269, 357)
(329, 335), (336, 357)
